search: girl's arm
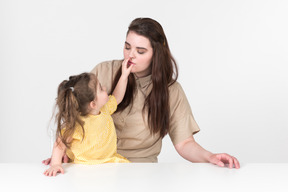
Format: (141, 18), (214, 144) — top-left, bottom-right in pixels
(113, 59), (134, 105)
(43, 137), (66, 176)
(175, 135), (240, 169)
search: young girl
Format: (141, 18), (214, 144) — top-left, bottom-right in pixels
(44, 59), (134, 177)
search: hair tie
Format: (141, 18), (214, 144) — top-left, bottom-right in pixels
(70, 87), (74, 92)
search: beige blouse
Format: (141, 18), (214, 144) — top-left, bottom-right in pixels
(91, 60), (200, 162)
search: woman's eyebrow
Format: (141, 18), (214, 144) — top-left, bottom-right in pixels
(125, 41), (147, 50)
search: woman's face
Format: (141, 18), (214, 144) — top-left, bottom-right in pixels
(123, 31), (153, 78)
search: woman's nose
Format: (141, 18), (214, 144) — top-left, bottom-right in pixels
(129, 50), (135, 59)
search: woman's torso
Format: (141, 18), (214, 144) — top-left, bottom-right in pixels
(91, 60), (200, 162)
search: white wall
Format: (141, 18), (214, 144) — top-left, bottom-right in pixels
(0, 0), (287, 163)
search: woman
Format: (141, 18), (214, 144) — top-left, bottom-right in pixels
(44, 18), (240, 168)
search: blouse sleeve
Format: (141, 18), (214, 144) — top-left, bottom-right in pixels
(168, 82), (200, 145)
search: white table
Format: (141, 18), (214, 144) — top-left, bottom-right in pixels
(1, 163), (287, 192)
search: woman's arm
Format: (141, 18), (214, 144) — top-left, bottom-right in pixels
(113, 59), (134, 104)
(174, 135), (240, 169)
(43, 137), (67, 176)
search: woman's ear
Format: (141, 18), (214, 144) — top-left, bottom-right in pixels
(90, 101), (97, 109)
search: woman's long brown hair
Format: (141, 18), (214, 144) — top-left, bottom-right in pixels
(55, 73), (97, 148)
(112, 18), (178, 138)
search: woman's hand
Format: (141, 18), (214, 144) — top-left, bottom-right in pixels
(43, 164), (64, 177)
(175, 136), (240, 169)
(121, 58), (134, 78)
(42, 154), (70, 165)
(208, 153), (240, 169)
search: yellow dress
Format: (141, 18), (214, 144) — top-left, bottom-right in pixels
(65, 95), (130, 164)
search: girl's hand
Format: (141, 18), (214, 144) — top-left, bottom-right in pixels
(121, 58), (134, 78)
(43, 164), (64, 177)
(208, 153), (240, 169)
(42, 154), (70, 165)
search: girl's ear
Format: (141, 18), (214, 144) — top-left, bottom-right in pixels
(90, 101), (97, 109)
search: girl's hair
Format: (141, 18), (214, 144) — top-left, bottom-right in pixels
(112, 17), (178, 138)
(55, 72), (98, 148)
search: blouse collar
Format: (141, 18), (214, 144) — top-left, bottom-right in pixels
(134, 74), (152, 89)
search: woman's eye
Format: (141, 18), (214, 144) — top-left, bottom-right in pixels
(138, 51), (145, 54)
(125, 47), (130, 50)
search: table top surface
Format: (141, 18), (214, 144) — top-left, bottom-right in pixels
(1, 163), (287, 192)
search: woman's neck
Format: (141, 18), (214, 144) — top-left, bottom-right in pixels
(134, 71), (152, 78)
(134, 67), (152, 78)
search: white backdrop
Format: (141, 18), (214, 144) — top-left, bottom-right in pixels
(0, 0), (287, 163)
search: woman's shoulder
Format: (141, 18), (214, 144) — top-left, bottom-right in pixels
(168, 81), (188, 102)
(90, 59), (122, 74)
(169, 81), (183, 93)
(90, 60), (122, 94)
(168, 81), (195, 120)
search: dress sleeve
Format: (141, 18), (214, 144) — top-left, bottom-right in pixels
(61, 126), (83, 141)
(100, 95), (117, 115)
(168, 82), (200, 145)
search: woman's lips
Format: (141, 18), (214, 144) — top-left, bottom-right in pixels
(128, 60), (135, 66)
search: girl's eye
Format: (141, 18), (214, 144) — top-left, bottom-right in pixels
(138, 51), (145, 54)
(125, 47), (130, 50)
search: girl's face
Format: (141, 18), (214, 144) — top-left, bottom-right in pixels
(95, 81), (108, 109)
(123, 31), (153, 78)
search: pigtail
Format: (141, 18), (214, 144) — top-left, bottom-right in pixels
(55, 81), (80, 148)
